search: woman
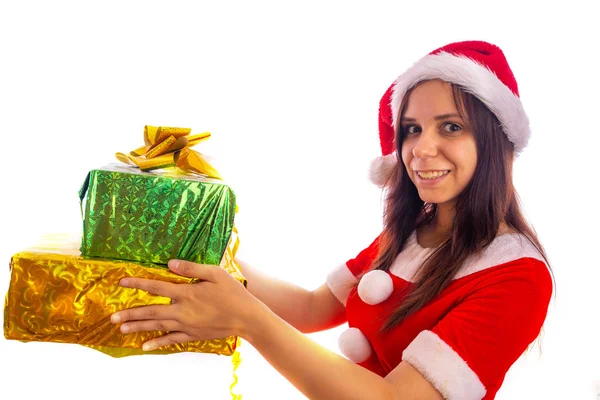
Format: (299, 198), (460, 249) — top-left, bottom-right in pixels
(110, 41), (553, 399)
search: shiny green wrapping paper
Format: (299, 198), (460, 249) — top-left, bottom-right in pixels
(3, 235), (245, 357)
(79, 164), (236, 265)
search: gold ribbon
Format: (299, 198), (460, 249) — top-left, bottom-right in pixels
(230, 339), (242, 399)
(116, 126), (222, 180)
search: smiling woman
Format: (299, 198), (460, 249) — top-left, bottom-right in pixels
(109, 41), (553, 400)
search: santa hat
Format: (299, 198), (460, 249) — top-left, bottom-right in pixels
(370, 41), (530, 187)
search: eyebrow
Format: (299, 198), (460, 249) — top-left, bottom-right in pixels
(401, 113), (461, 122)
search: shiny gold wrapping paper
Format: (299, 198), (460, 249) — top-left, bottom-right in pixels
(79, 164), (236, 266)
(3, 233), (245, 357)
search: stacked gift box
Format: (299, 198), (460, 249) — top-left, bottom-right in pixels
(4, 126), (245, 358)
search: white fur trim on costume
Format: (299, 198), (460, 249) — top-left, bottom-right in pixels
(453, 233), (545, 280)
(389, 231), (545, 283)
(403, 330), (486, 400)
(338, 327), (373, 363)
(357, 270), (394, 305)
(369, 153), (397, 187)
(326, 263), (359, 306)
(391, 52), (530, 155)
(388, 231), (435, 282)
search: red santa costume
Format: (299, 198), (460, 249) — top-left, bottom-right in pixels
(326, 41), (553, 400)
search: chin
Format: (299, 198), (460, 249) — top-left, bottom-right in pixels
(417, 192), (454, 205)
(416, 192), (442, 204)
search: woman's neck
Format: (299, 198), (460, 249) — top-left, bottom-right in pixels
(430, 202), (454, 233)
(418, 202), (515, 248)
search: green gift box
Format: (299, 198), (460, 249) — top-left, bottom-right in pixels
(79, 164), (236, 265)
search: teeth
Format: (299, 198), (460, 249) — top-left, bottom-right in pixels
(417, 170), (449, 179)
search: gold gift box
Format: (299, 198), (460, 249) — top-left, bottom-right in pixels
(3, 233), (245, 357)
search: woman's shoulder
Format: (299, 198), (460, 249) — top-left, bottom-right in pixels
(446, 233), (553, 324)
(455, 230), (550, 281)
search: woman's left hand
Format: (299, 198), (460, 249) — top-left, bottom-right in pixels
(110, 259), (255, 351)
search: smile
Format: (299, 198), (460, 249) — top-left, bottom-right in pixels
(416, 170), (450, 180)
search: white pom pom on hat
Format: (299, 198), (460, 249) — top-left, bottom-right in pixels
(369, 41), (531, 187)
(369, 153), (397, 188)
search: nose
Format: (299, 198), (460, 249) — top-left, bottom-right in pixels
(412, 130), (438, 159)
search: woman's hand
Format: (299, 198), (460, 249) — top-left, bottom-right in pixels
(110, 259), (256, 351)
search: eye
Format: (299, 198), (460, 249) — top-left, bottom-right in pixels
(404, 125), (421, 136)
(442, 123), (462, 133)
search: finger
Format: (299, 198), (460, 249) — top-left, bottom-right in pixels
(120, 319), (180, 334)
(168, 259), (221, 282)
(119, 277), (180, 300)
(111, 304), (173, 324)
(142, 332), (191, 352)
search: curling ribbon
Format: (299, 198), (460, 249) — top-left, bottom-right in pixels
(116, 126), (222, 179)
(230, 340), (243, 399)
(230, 226), (243, 399)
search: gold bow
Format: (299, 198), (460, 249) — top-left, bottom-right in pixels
(115, 126), (222, 180)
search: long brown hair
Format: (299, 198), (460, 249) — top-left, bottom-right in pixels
(371, 82), (552, 331)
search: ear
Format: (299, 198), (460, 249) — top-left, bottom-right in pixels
(369, 153), (397, 187)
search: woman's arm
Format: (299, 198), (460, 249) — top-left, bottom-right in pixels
(236, 258), (346, 333)
(246, 295), (443, 400)
(111, 260), (443, 400)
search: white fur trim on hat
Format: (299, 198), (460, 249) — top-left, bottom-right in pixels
(338, 327), (373, 363)
(402, 330), (486, 400)
(357, 270), (394, 305)
(391, 52), (530, 155)
(369, 153), (397, 187)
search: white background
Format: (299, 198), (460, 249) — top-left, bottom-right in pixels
(1, 0), (598, 398)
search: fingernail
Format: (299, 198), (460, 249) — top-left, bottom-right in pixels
(111, 313), (121, 323)
(119, 278), (130, 286)
(142, 343), (154, 351)
(120, 324), (130, 333)
(169, 260), (180, 270)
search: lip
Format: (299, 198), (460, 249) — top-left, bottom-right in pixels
(414, 170), (450, 186)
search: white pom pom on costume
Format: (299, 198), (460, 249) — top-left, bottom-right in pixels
(338, 327), (372, 363)
(369, 153), (398, 187)
(358, 270), (394, 305)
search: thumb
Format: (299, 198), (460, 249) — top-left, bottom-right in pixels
(168, 259), (218, 281)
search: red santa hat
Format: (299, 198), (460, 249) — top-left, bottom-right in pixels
(370, 40), (530, 187)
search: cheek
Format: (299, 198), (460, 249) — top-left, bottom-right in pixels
(455, 141), (478, 179)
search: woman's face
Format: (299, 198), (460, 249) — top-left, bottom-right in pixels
(400, 80), (478, 207)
